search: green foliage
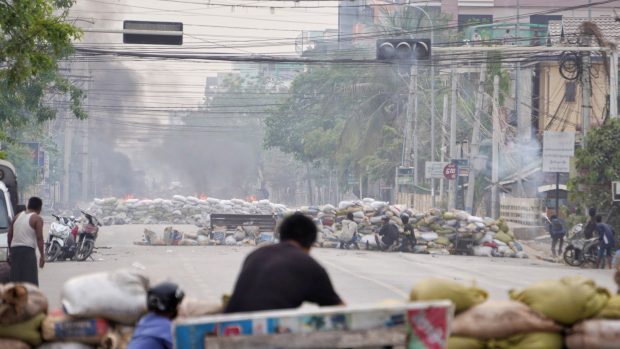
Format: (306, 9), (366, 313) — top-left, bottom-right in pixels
(0, 0), (85, 127)
(568, 119), (620, 229)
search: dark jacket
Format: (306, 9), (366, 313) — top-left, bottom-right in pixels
(596, 223), (616, 247)
(583, 218), (597, 239)
(548, 218), (566, 237)
(379, 222), (399, 245)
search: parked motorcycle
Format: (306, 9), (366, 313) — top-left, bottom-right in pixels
(45, 215), (79, 262)
(563, 223), (599, 267)
(74, 210), (101, 261)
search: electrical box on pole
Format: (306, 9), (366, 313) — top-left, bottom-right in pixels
(376, 39), (431, 61)
(123, 21), (183, 45)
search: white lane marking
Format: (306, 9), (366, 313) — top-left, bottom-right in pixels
(321, 259), (409, 298)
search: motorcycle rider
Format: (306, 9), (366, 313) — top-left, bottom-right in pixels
(128, 282), (185, 349)
(400, 214), (417, 252)
(339, 212), (359, 250)
(548, 215), (566, 257)
(375, 216), (399, 251)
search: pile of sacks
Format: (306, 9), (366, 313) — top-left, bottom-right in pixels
(0, 270), (221, 349)
(303, 199), (525, 257)
(88, 196), (287, 226)
(137, 225), (271, 247)
(409, 276), (620, 349)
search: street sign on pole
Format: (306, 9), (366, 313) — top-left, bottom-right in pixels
(397, 167), (415, 185)
(542, 131), (575, 173)
(425, 162), (448, 179)
(443, 163), (457, 180)
(123, 21), (183, 45)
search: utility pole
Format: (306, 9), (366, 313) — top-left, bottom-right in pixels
(430, 61), (437, 207)
(62, 118), (73, 205)
(403, 65), (417, 169)
(491, 75), (500, 219)
(465, 59), (487, 214)
(413, 66), (419, 188)
(610, 50), (618, 119)
(439, 93), (449, 206)
(581, 37), (592, 141)
(449, 67), (458, 210)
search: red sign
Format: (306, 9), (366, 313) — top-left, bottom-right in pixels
(407, 305), (451, 349)
(443, 163), (457, 180)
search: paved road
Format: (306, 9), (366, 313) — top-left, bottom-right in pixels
(38, 224), (618, 309)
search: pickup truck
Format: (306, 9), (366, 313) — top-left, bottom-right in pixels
(0, 159), (22, 282)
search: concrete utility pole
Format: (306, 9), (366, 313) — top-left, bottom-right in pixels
(491, 75), (500, 219)
(403, 65), (417, 169)
(62, 118), (73, 205)
(581, 39), (592, 140)
(439, 93), (449, 206)
(430, 61), (437, 207)
(413, 66), (419, 187)
(465, 59), (487, 214)
(449, 67), (458, 210)
(610, 50), (618, 119)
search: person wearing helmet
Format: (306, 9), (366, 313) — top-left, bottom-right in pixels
(375, 216), (399, 251)
(128, 282), (185, 349)
(400, 214), (417, 252)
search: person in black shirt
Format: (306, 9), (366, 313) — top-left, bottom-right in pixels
(583, 207), (597, 239)
(375, 216), (399, 251)
(225, 213), (343, 313)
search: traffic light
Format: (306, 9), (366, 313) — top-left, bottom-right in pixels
(376, 39), (431, 61)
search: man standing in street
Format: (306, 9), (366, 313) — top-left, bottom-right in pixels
(583, 207), (597, 239)
(8, 197), (45, 285)
(225, 213), (343, 313)
(596, 215), (616, 269)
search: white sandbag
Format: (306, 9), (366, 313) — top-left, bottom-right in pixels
(493, 239), (507, 247)
(61, 270), (149, 325)
(224, 236), (237, 245)
(473, 246), (493, 257)
(420, 232), (439, 241)
(360, 235), (377, 246)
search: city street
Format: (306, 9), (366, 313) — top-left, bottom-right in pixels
(38, 224), (618, 309)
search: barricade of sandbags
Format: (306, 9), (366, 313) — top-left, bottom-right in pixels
(0, 339), (31, 349)
(509, 275), (610, 325)
(0, 283), (48, 326)
(42, 313), (109, 344)
(566, 319), (620, 349)
(409, 278), (487, 313)
(61, 270), (149, 325)
(451, 300), (561, 339)
(89, 196), (288, 226)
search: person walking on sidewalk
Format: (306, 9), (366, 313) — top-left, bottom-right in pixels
(548, 214), (566, 258)
(8, 197), (45, 286)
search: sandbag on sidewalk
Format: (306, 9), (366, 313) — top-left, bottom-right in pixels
(452, 300), (561, 339)
(42, 314), (108, 344)
(0, 283), (48, 326)
(597, 295), (620, 319)
(447, 336), (485, 349)
(566, 319), (620, 349)
(0, 339), (30, 349)
(61, 270), (149, 325)
(486, 332), (563, 349)
(509, 276), (610, 325)
(0, 313), (45, 346)
(410, 278), (488, 313)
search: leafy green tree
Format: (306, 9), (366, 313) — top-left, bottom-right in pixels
(568, 119), (620, 229)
